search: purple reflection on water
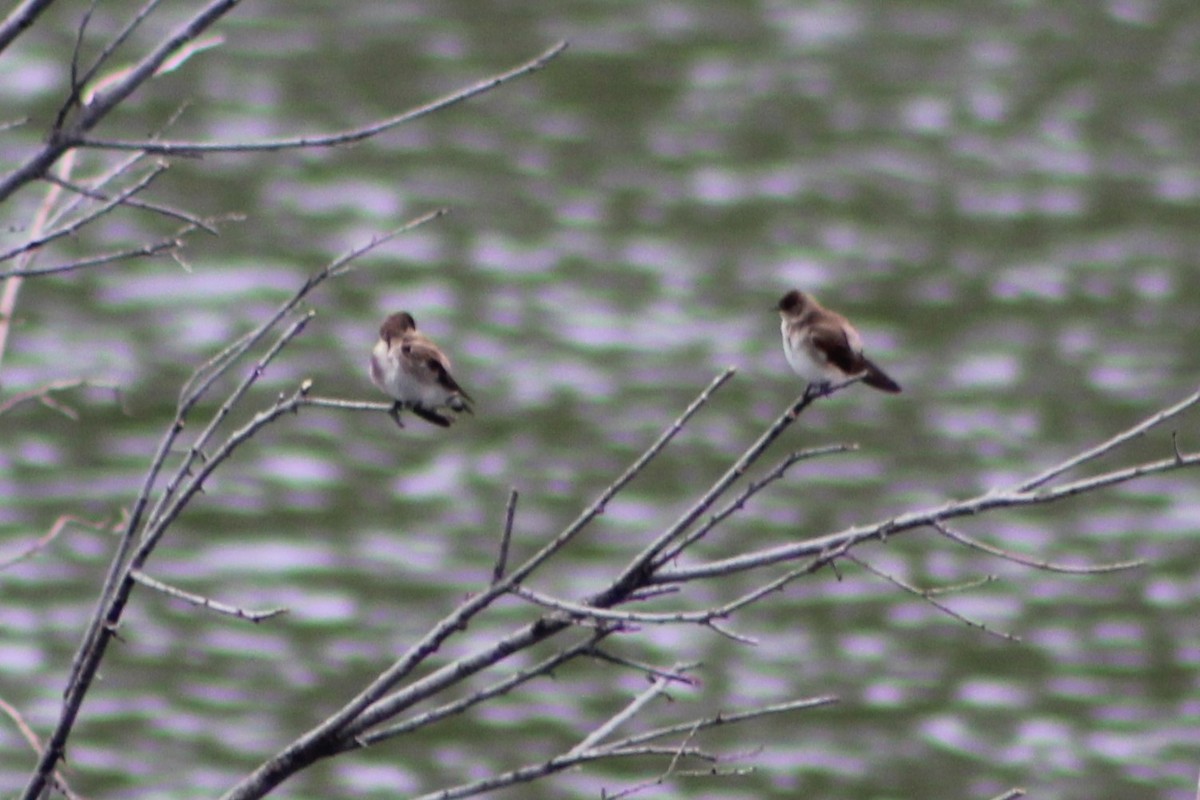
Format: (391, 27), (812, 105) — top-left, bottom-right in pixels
(957, 677), (1030, 707)
(256, 449), (342, 486)
(901, 95), (952, 134)
(1001, 717), (1082, 771)
(470, 232), (558, 274)
(334, 761), (418, 795)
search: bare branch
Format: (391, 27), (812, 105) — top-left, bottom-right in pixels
(130, 569), (288, 622)
(0, 162), (168, 264)
(654, 443), (857, 567)
(0, 0), (243, 205)
(41, 171), (222, 232)
(0, 696), (81, 800)
(0, 515), (112, 571)
(57, 0), (99, 131)
(177, 209), (446, 410)
(602, 719), (703, 800)
(346, 633), (610, 752)
(79, 41), (570, 155)
(847, 554), (1020, 642)
(988, 790), (1026, 800)
(930, 520), (1145, 575)
(514, 538), (848, 630)
(655, 445), (1200, 585)
(586, 649), (699, 686)
(297, 396), (394, 415)
(42, 347), (317, 800)
(705, 619), (758, 645)
(407, 745), (714, 800)
(0, 229), (190, 279)
(0, 0), (57, 57)
(568, 664), (692, 756)
(217, 372), (737, 800)
(1016, 387), (1200, 491)
(72, 0), (171, 104)
(603, 695), (839, 751)
(492, 489), (519, 584)
(922, 574), (998, 596)
(597, 377), (862, 606)
(406, 696), (837, 800)
(0, 378), (121, 417)
(144, 319), (316, 542)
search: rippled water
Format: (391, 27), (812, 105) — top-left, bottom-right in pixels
(2, 2), (1200, 799)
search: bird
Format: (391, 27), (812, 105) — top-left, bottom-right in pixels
(776, 289), (901, 395)
(369, 311), (474, 428)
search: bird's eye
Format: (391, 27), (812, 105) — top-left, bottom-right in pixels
(401, 344), (411, 354)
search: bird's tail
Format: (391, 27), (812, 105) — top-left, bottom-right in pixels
(861, 358), (901, 393)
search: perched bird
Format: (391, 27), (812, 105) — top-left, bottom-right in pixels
(776, 289), (901, 395)
(369, 311), (474, 428)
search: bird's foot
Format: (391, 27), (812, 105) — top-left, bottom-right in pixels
(803, 381), (831, 401)
(388, 401), (405, 428)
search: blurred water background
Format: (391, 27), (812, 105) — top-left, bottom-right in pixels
(2, 1), (1199, 798)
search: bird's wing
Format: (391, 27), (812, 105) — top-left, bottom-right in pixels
(402, 337), (473, 400)
(809, 322), (864, 375)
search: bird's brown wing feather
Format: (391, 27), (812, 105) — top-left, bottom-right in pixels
(810, 323), (901, 392)
(809, 323), (864, 375)
(402, 338), (474, 405)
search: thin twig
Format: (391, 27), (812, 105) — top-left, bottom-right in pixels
(0, 230), (191, 279)
(586, 649), (699, 686)
(52, 361), (317, 798)
(654, 443), (857, 567)
(0, 162), (168, 264)
(298, 396), (394, 414)
(177, 209), (445, 410)
(0, 0), (245, 206)
(929, 520), (1145, 574)
(0, 515), (112, 571)
(922, 574), (997, 597)
(603, 719), (704, 800)
(568, 664), (691, 756)
(603, 696), (839, 752)
(407, 745), (715, 800)
(343, 371), (737, 729)
(56, 0), (100, 131)
(987, 790), (1026, 800)
(847, 554), (1020, 642)
(41, 172), (220, 232)
(1015, 388), (1200, 491)
(596, 378), (862, 606)
(72, 0), (173, 103)
(345, 633), (610, 752)
(656, 447), (1200, 584)
(80, 41), (569, 154)
(145, 317), (315, 538)
(130, 569), (287, 622)
(514, 538), (849, 628)
(0, 150), (75, 377)
(407, 696), (836, 800)
(0, 697), (81, 800)
(219, 371), (737, 800)
(0, 378), (120, 417)
(492, 489), (519, 585)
